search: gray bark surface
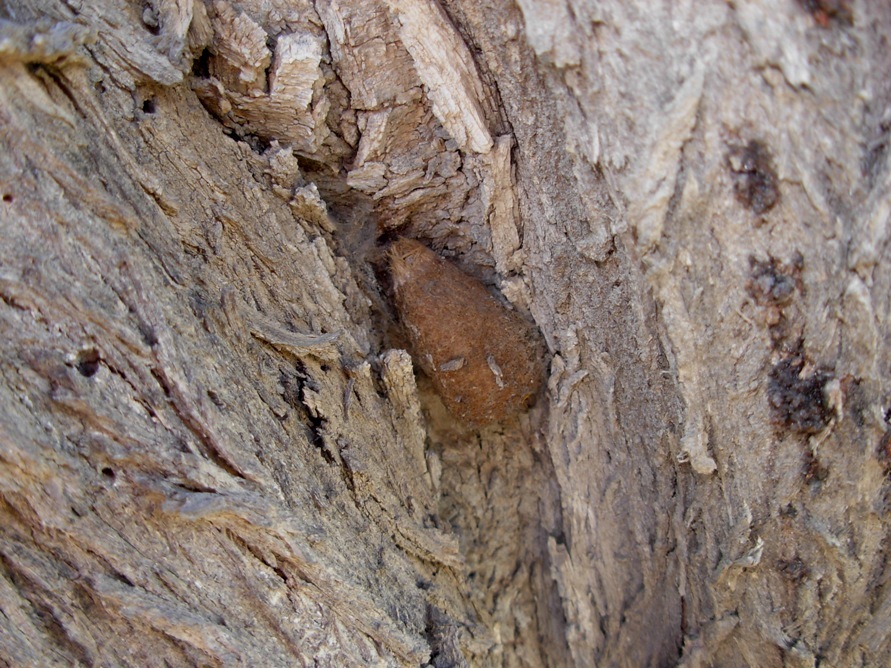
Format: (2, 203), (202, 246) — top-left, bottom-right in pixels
(1, 1), (889, 666)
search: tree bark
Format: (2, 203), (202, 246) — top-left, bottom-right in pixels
(1, 1), (889, 666)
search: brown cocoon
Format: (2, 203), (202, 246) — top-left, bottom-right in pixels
(389, 238), (546, 425)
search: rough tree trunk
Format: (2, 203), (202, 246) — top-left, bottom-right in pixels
(1, 0), (889, 666)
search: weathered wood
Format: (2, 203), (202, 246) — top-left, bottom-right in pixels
(1, 1), (889, 666)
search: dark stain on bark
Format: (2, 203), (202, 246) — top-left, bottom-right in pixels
(768, 347), (832, 435)
(747, 254), (804, 348)
(797, 0), (853, 27)
(729, 140), (779, 216)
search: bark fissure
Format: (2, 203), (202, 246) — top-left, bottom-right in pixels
(2, 1), (891, 666)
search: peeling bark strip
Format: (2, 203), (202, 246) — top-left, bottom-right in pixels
(389, 238), (545, 424)
(0, 18), (95, 65)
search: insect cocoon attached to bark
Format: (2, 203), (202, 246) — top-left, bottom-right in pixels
(389, 238), (546, 425)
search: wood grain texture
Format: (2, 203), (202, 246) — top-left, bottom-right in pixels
(2, 0), (891, 666)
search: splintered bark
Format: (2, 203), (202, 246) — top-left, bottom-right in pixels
(1, 1), (890, 666)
